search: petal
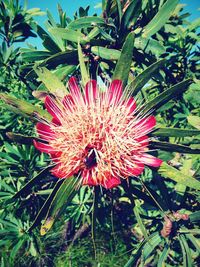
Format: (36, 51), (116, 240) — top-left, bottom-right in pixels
(68, 77), (83, 103)
(33, 140), (55, 154)
(137, 116), (156, 134)
(82, 169), (98, 186)
(135, 135), (149, 148)
(51, 164), (66, 178)
(36, 122), (54, 141)
(62, 94), (75, 112)
(125, 97), (136, 114)
(140, 154), (163, 167)
(126, 162), (145, 176)
(108, 80), (123, 105)
(84, 80), (98, 105)
(45, 96), (62, 123)
(103, 176), (121, 189)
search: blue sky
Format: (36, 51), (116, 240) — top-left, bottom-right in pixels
(24, 0), (199, 48)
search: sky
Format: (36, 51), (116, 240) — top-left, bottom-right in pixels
(23, 0), (199, 49)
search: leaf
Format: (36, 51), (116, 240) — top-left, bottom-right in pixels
(134, 202), (149, 240)
(128, 59), (166, 95)
(158, 162), (200, 190)
(6, 132), (37, 145)
(68, 16), (105, 29)
(134, 37), (165, 56)
(78, 42), (89, 86)
(49, 28), (88, 44)
(179, 235), (193, 267)
(142, 232), (163, 261)
(157, 243), (170, 267)
(141, 79), (193, 114)
(120, 0), (142, 34)
(152, 127), (200, 137)
(40, 176), (79, 235)
(187, 115), (200, 130)
(189, 211), (200, 223)
(112, 32), (135, 87)
(10, 239), (25, 259)
(34, 66), (67, 98)
(13, 167), (52, 199)
(142, 0), (179, 38)
(20, 50), (53, 62)
(150, 141), (200, 154)
(91, 46), (120, 60)
(0, 93), (51, 121)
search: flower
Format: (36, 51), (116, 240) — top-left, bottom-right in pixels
(34, 78), (162, 189)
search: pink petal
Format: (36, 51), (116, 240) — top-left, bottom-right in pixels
(140, 154), (163, 167)
(45, 96), (61, 124)
(137, 116), (156, 134)
(33, 140), (55, 154)
(108, 80), (123, 105)
(51, 164), (66, 178)
(126, 163), (145, 176)
(84, 80), (98, 105)
(82, 169), (98, 186)
(125, 97), (136, 114)
(36, 122), (54, 141)
(62, 94), (75, 112)
(135, 135), (149, 148)
(103, 176), (121, 189)
(68, 77), (83, 102)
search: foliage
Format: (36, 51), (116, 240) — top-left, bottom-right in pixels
(0, 0), (200, 266)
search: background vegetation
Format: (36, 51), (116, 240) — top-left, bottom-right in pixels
(0, 0), (200, 266)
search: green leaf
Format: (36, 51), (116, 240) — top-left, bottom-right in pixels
(157, 243), (170, 267)
(187, 115), (200, 130)
(49, 27), (88, 44)
(10, 239), (25, 259)
(78, 42), (89, 86)
(142, 0), (179, 38)
(134, 37), (165, 56)
(112, 32), (135, 87)
(141, 79), (192, 114)
(120, 0), (142, 35)
(91, 46), (120, 60)
(142, 232), (162, 261)
(6, 132), (38, 145)
(158, 162), (200, 190)
(68, 16), (105, 29)
(179, 235), (193, 267)
(34, 66), (67, 97)
(20, 50), (53, 62)
(128, 59), (166, 95)
(40, 176), (79, 235)
(133, 202), (149, 240)
(150, 141), (200, 154)
(13, 167), (52, 199)
(0, 93), (51, 121)
(116, 0), (122, 22)
(152, 127), (200, 137)
(189, 211), (200, 223)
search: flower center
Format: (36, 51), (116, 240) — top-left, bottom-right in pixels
(84, 148), (97, 169)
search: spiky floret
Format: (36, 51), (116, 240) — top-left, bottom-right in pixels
(34, 78), (162, 189)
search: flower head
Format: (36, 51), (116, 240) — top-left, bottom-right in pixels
(34, 78), (162, 189)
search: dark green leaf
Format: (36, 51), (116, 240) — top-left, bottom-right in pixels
(91, 46), (120, 60)
(157, 243), (170, 267)
(142, 232), (162, 261)
(68, 16), (105, 29)
(152, 127), (200, 137)
(49, 28), (88, 44)
(112, 32), (135, 87)
(78, 42), (89, 86)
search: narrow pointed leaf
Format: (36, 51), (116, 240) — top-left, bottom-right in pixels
(40, 176), (79, 235)
(142, 0), (179, 38)
(134, 203), (149, 240)
(68, 16), (105, 29)
(78, 42), (89, 86)
(34, 66), (67, 97)
(179, 235), (192, 267)
(142, 79), (192, 114)
(150, 140), (200, 154)
(0, 93), (51, 121)
(91, 46), (120, 60)
(112, 32), (135, 87)
(157, 243), (170, 267)
(6, 132), (36, 145)
(128, 59), (166, 95)
(142, 232), (162, 261)
(49, 28), (88, 44)
(158, 162), (200, 190)
(152, 127), (200, 137)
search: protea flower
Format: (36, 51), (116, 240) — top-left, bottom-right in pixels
(34, 78), (162, 189)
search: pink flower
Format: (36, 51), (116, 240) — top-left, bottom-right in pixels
(34, 78), (162, 189)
